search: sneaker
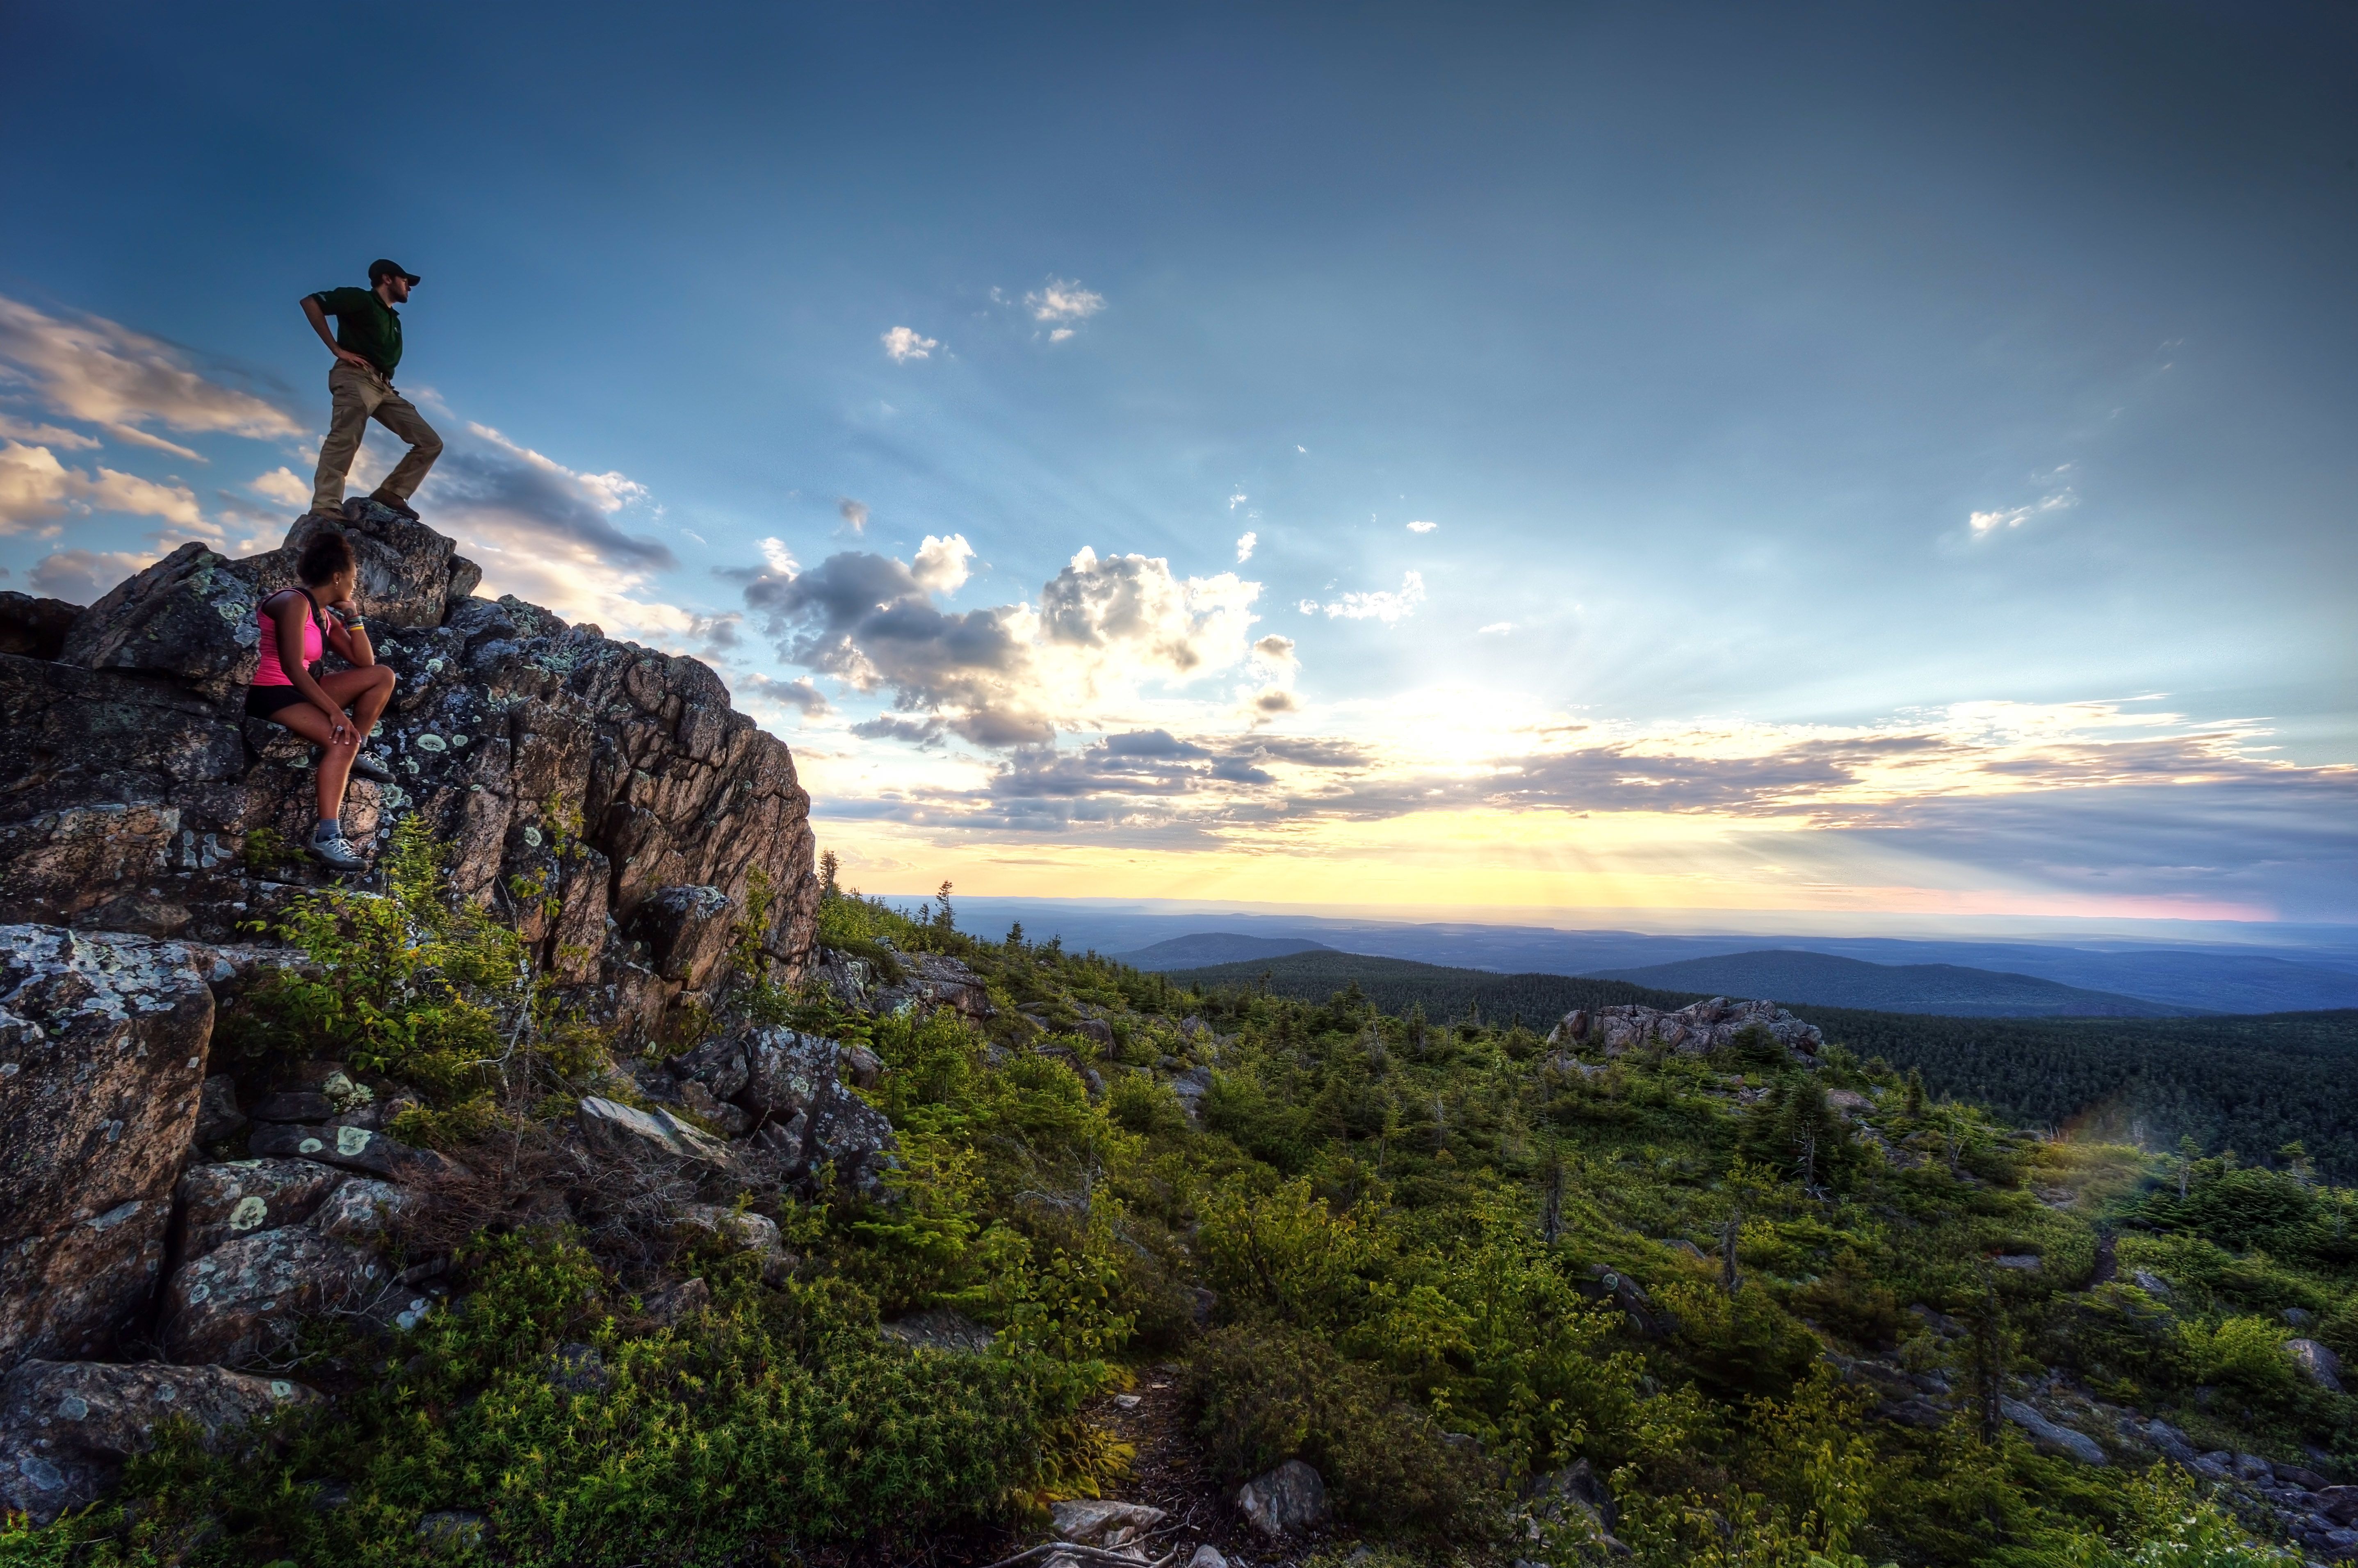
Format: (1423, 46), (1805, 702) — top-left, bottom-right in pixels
(309, 832), (368, 873)
(367, 489), (422, 523)
(351, 750), (395, 783)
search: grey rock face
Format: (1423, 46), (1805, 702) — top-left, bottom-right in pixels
(2287, 1338), (2344, 1393)
(0, 510), (820, 1044)
(575, 1096), (737, 1169)
(1237, 1457), (1328, 1537)
(247, 1119), (417, 1178)
(0, 925), (215, 1369)
(2000, 1398), (2107, 1465)
(1049, 1498), (1166, 1544)
(194, 1073), (246, 1142)
(630, 884), (739, 988)
(308, 1178), (411, 1244)
(174, 1160), (349, 1263)
(1553, 996), (1824, 1060)
(160, 1226), (390, 1365)
(0, 1358), (316, 1525)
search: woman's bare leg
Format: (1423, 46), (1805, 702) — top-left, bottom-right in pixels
(262, 702), (353, 820)
(266, 665), (396, 821)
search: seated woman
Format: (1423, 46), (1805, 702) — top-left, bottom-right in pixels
(246, 530), (398, 871)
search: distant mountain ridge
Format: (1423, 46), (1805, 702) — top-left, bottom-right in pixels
(1585, 948), (2196, 1017)
(1112, 932), (1336, 968)
(943, 897), (2358, 1015)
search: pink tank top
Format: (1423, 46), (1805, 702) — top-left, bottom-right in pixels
(252, 590), (326, 687)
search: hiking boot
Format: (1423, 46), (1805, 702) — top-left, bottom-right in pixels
(309, 832), (368, 873)
(366, 489), (422, 523)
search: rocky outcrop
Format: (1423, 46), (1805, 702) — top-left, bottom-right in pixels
(819, 948), (996, 1021)
(0, 501), (819, 1034)
(0, 591), (78, 661)
(1, 927), (216, 1370)
(663, 1025), (900, 1200)
(1549, 997), (1824, 1060)
(0, 1358), (317, 1525)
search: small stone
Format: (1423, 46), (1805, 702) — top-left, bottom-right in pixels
(1237, 1458), (1327, 1537)
(1050, 1498), (1167, 1544)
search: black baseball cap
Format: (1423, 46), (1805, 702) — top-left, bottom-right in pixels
(367, 258), (422, 285)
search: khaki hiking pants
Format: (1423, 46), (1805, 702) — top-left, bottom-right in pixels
(310, 360), (444, 513)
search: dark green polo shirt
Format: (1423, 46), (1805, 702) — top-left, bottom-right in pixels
(308, 285), (404, 375)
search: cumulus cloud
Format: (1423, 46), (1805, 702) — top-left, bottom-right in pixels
(0, 440), (201, 536)
(0, 294), (301, 456)
(248, 466), (310, 507)
(1235, 531), (1257, 563)
(1252, 687), (1300, 715)
(881, 326), (938, 362)
(736, 671), (832, 717)
(1307, 570), (1426, 624)
(912, 533), (974, 595)
(1026, 278), (1105, 341)
(743, 540), (1263, 748)
(1407, 520), (1437, 533)
(1253, 633), (1297, 668)
(838, 498), (869, 533)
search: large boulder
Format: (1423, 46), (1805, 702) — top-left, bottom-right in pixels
(58, 541), (278, 696)
(286, 498), (479, 628)
(0, 511), (821, 1043)
(0, 926), (214, 1370)
(0, 1359), (317, 1525)
(159, 1226), (390, 1365)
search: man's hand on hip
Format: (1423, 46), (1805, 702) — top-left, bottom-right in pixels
(335, 348), (375, 373)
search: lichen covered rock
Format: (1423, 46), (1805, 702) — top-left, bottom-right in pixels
(0, 1358), (316, 1525)
(0, 926), (214, 1369)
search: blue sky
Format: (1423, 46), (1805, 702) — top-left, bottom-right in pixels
(3, 2), (2353, 925)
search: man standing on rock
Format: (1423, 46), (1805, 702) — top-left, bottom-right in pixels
(300, 259), (442, 522)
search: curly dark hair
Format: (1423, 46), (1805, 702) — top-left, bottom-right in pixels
(296, 529), (356, 586)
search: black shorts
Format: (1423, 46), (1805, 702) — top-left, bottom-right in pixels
(245, 686), (309, 719)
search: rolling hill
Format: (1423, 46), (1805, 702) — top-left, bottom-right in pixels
(1163, 950), (2358, 1177)
(1585, 948), (2195, 1017)
(1111, 931), (1336, 968)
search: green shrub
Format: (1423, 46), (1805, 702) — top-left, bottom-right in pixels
(1187, 1324), (1502, 1537)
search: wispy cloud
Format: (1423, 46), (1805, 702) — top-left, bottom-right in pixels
(881, 326), (938, 362)
(1235, 530), (1257, 563)
(0, 294), (302, 456)
(1407, 519), (1437, 533)
(1969, 488), (2078, 535)
(1307, 570), (1426, 624)
(1479, 621), (1514, 634)
(838, 497), (869, 534)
